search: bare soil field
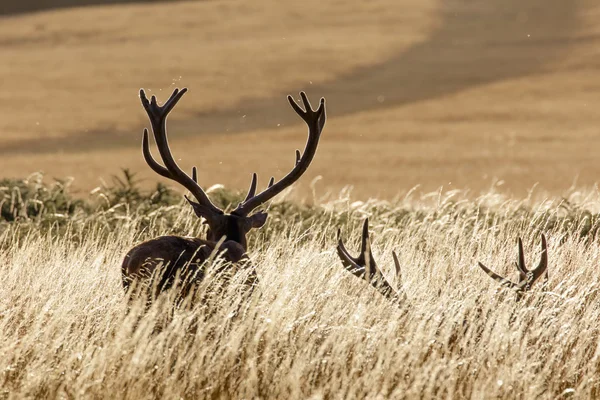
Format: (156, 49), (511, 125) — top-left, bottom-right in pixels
(1, 0), (600, 199)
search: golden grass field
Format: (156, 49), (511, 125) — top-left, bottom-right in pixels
(2, 0), (600, 199)
(2, 182), (600, 398)
(4, 1), (600, 398)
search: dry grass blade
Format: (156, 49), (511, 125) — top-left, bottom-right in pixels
(1, 185), (600, 398)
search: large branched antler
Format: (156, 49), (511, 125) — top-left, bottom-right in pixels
(478, 234), (548, 298)
(139, 88), (223, 218)
(336, 218), (404, 302)
(232, 92), (326, 216)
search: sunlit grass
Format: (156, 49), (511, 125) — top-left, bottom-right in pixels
(1, 176), (600, 398)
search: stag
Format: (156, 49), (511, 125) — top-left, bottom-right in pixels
(336, 218), (405, 302)
(122, 88), (326, 296)
(477, 234), (548, 300)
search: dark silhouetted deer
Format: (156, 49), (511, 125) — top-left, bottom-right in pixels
(336, 218), (405, 302)
(122, 88), (326, 296)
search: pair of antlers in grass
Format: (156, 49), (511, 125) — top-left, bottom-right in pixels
(478, 234), (548, 296)
(336, 219), (548, 302)
(336, 219), (405, 301)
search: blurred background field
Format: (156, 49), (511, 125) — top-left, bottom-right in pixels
(1, 0), (600, 199)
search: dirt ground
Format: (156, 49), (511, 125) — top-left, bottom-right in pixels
(1, 0), (600, 200)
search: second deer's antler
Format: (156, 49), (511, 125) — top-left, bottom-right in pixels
(477, 234), (548, 296)
(336, 218), (404, 302)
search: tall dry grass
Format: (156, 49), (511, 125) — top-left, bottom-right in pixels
(1, 180), (600, 399)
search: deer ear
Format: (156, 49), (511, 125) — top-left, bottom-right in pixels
(247, 211), (268, 229)
(185, 195), (220, 222)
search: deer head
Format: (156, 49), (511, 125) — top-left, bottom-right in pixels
(336, 218), (405, 302)
(139, 88), (326, 250)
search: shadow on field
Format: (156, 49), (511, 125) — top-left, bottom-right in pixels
(1, 0), (190, 16)
(0, 0), (190, 16)
(181, 0), (583, 135)
(0, 0), (584, 155)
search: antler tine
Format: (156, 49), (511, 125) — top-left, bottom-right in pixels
(267, 177), (275, 188)
(531, 234), (548, 283)
(358, 218), (378, 280)
(336, 229), (364, 277)
(516, 238), (528, 280)
(336, 219), (400, 301)
(478, 233), (549, 296)
(477, 261), (520, 290)
(361, 219), (373, 283)
(232, 92), (326, 216)
(243, 173), (258, 203)
(359, 218), (370, 261)
(142, 128), (171, 179)
(391, 251), (408, 301)
(392, 251), (402, 283)
(139, 88), (222, 216)
(192, 166), (198, 183)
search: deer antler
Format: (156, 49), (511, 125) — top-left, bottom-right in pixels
(478, 234), (548, 296)
(336, 218), (404, 301)
(232, 92), (326, 216)
(139, 88), (224, 218)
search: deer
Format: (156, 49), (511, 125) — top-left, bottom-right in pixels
(336, 218), (406, 302)
(121, 88), (326, 297)
(477, 234), (548, 300)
